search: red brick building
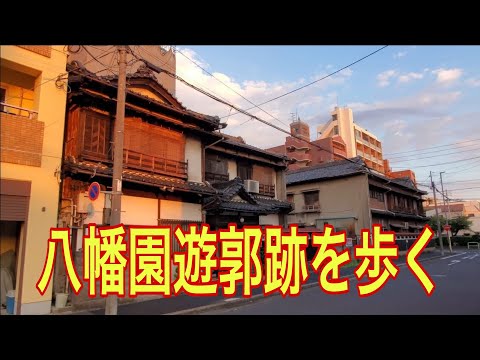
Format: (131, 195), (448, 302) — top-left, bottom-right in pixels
(267, 118), (347, 171)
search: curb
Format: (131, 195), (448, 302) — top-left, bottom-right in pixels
(166, 251), (448, 315)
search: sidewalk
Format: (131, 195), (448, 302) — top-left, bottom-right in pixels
(59, 248), (445, 316)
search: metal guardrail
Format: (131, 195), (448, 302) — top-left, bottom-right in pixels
(0, 103), (39, 119)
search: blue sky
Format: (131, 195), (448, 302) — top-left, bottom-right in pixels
(172, 45), (480, 201)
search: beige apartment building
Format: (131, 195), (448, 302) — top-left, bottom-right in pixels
(1, 46), (68, 314)
(317, 106), (385, 173)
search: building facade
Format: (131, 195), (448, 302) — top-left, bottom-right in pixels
(316, 106), (385, 173)
(1, 46), (68, 314)
(285, 158), (430, 252)
(425, 201), (480, 235)
(57, 62), (291, 309)
(267, 118), (347, 171)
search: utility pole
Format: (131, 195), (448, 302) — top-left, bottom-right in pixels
(106, 45), (127, 315)
(439, 172), (453, 253)
(430, 171), (444, 256)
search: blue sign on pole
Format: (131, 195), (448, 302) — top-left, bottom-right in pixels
(88, 182), (101, 201)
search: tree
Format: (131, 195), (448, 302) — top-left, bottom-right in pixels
(450, 216), (473, 236)
(428, 215), (446, 233)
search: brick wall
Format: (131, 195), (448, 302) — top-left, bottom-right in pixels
(17, 45), (52, 58)
(0, 113), (44, 167)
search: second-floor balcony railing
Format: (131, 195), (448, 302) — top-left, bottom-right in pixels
(1, 103), (38, 119)
(123, 148), (188, 178)
(259, 183), (275, 197)
(303, 204), (321, 212)
(390, 206), (418, 215)
(205, 171), (229, 183)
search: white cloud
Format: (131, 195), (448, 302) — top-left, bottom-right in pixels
(466, 77), (480, 87)
(432, 68), (463, 84)
(174, 47), (353, 148)
(376, 70), (397, 87)
(393, 51), (407, 59)
(398, 72), (424, 83)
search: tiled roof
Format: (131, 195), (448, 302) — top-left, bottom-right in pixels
(63, 157), (215, 195)
(68, 63), (223, 129)
(204, 177), (292, 214)
(286, 157), (366, 185)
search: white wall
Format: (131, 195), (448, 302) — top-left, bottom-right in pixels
(259, 214), (280, 226)
(227, 160), (237, 180)
(76, 192), (158, 250)
(185, 136), (202, 183)
(160, 200), (202, 221)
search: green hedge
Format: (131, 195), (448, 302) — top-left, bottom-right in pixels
(434, 235), (480, 247)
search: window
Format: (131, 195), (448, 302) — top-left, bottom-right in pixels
(83, 110), (111, 159)
(333, 125), (339, 136)
(237, 162), (252, 180)
(287, 194), (294, 203)
(0, 88), (5, 113)
(304, 191), (319, 207)
(369, 189), (384, 202)
(332, 114), (337, 121)
(205, 154), (228, 182)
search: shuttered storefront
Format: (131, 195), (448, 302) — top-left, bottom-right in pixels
(0, 179), (31, 221)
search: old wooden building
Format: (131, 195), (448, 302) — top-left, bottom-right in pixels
(57, 62), (292, 306)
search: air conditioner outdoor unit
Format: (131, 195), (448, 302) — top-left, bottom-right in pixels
(244, 179), (259, 194)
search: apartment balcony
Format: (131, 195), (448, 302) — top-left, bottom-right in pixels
(1, 106), (43, 167)
(1, 102), (38, 119)
(286, 137), (310, 150)
(290, 151), (311, 162)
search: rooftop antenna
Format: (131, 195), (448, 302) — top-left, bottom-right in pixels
(290, 112), (296, 123)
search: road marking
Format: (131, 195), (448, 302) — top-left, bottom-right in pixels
(441, 252), (466, 260)
(448, 259), (461, 266)
(462, 256), (471, 259)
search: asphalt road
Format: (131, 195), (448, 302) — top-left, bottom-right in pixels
(200, 250), (480, 315)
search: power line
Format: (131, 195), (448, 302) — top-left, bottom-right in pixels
(387, 144), (480, 162)
(43, 55), (138, 131)
(134, 45), (235, 111)
(82, 46), (118, 76)
(383, 138), (480, 156)
(219, 45), (389, 119)
(128, 50), (374, 171)
(389, 146), (480, 163)
(391, 155), (480, 169)
(1, 147), (62, 159)
(176, 48), (290, 129)
(3, 47), (117, 103)
(447, 159), (480, 174)
(443, 186), (480, 191)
